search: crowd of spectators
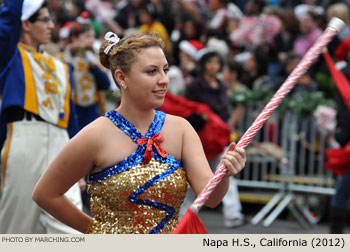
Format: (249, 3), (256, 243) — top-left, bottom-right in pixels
(40, 0), (350, 232)
(40, 0), (350, 103)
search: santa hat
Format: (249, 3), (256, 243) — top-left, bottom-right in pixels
(60, 11), (91, 39)
(21, 0), (45, 21)
(179, 40), (204, 59)
(59, 21), (73, 39)
(76, 11), (91, 24)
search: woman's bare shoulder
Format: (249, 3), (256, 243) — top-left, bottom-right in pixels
(164, 113), (195, 134)
(164, 114), (191, 127)
(72, 116), (115, 144)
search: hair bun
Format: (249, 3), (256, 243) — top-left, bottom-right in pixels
(99, 40), (111, 69)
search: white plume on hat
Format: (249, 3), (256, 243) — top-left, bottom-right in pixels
(21, 0), (45, 21)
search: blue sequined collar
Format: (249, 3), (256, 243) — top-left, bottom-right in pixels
(104, 110), (165, 144)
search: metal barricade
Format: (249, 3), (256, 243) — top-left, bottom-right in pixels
(234, 102), (336, 228)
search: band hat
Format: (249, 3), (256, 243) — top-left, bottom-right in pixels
(21, 0), (45, 21)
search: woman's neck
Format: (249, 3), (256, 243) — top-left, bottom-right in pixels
(204, 74), (219, 88)
(117, 103), (155, 135)
(248, 69), (258, 79)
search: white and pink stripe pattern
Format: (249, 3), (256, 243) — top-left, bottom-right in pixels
(191, 18), (345, 211)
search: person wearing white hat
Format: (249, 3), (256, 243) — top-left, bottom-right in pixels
(0, 0), (83, 234)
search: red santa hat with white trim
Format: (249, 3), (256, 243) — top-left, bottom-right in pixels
(179, 40), (204, 59)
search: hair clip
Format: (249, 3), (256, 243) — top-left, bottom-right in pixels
(104, 32), (120, 54)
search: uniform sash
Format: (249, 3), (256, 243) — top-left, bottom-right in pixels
(18, 43), (71, 128)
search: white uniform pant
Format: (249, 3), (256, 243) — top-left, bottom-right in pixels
(0, 119), (82, 234)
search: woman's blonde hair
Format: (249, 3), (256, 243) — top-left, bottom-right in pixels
(99, 33), (165, 88)
(327, 3), (350, 25)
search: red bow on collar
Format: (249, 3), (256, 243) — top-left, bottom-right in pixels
(136, 133), (168, 164)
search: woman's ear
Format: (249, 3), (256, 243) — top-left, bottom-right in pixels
(114, 69), (126, 88)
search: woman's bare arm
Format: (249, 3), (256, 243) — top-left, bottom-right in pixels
(181, 118), (246, 208)
(32, 122), (105, 233)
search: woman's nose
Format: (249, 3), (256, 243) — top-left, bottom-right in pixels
(158, 71), (169, 85)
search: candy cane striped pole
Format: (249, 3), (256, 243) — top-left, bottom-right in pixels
(191, 17), (345, 211)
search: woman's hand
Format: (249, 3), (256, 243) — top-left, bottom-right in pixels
(78, 178), (87, 192)
(220, 142), (246, 178)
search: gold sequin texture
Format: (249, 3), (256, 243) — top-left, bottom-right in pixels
(87, 158), (187, 234)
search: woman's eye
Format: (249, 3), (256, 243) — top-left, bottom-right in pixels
(164, 68), (169, 74)
(148, 69), (156, 74)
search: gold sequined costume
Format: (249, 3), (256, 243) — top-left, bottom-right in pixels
(87, 110), (187, 234)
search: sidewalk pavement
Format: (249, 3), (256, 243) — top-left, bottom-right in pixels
(197, 207), (350, 234)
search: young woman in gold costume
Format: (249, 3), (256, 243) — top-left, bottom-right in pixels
(33, 32), (246, 234)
